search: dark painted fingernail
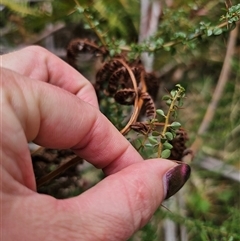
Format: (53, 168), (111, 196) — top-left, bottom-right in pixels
(163, 163), (191, 200)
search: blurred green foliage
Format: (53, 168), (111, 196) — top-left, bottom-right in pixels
(2, 0), (240, 240)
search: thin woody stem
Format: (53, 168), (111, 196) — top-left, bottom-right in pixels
(32, 146), (83, 188)
(36, 155), (83, 188)
(74, 0), (107, 47)
(119, 20), (236, 53)
(157, 90), (183, 158)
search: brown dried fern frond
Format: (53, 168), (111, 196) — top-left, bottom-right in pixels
(169, 128), (192, 161)
(130, 122), (150, 135)
(140, 91), (156, 119)
(95, 59), (124, 93)
(67, 38), (107, 68)
(114, 88), (136, 105)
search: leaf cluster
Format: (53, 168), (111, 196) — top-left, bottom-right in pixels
(134, 84), (186, 159)
(220, 3), (240, 24)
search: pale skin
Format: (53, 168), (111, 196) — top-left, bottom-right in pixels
(1, 46), (180, 241)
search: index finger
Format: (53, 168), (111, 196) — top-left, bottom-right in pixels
(1, 46), (98, 107)
(3, 68), (143, 176)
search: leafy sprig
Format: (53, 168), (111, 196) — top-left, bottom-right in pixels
(133, 84), (186, 159)
(73, 3), (240, 60)
(220, 3), (240, 24)
(155, 84), (185, 158)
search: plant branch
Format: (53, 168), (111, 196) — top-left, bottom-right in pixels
(157, 90), (182, 158)
(36, 155), (83, 188)
(74, 0), (107, 47)
(119, 19), (239, 53)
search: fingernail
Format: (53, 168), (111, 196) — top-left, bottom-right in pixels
(163, 163), (191, 200)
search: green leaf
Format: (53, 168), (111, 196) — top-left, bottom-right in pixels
(152, 131), (160, 136)
(170, 90), (176, 97)
(109, 49), (116, 57)
(148, 136), (158, 145)
(156, 109), (166, 118)
(163, 142), (173, 150)
(166, 99), (172, 106)
(213, 28), (223, 35)
(145, 143), (152, 148)
(176, 84), (185, 91)
(162, 95), (171, 101)
(161, 149), (171, 159)
(152, 145), (159, 153)
(156, 38), (164, 46)
(178, 98), (184, 107)
(163, 46), (171, 52)
(76, 6), (85, 13)
(172, 131), (177, 139)
(165, 132), (174, 141)
(160, 137), (167, 143)
(170, 121), (181, 129)
(207, 29), (213, 36)
(172, 110), (178, 119)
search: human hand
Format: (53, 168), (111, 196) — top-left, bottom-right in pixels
(1, 46), (190, 241)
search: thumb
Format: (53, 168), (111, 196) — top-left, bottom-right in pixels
(60, 159), (190, 240)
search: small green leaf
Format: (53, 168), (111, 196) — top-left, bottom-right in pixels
(163, 46), (171, 51)
(156, 38), (164, 46)
(175, 84), (183, 89)
(165, 132), (174, 141)
(170, 121), (181, 129)
(172, 110), (178, 119)
(213, 28), (223, 35)
(84, 23), (91, 29)
(166, 99), (172, 106)
(109, 49), (116, 57)
(170, 90), (176, 97)
(160, 137), (167, 143)
(161, 149), (171, 158)
(152, 131), (160, 136)
(163, 142), (173, 150)
(162, 95), (171, 101)
(178, 98), (184, 107)
(148, 136), (158, 145)
(207, 29), (213, 36)
(156, 109), (166, 118)
(176, 84), (185, 92)
(152, 145), (159, 153)
(172, 131), (177, 139)
(145, 143), (153, 148)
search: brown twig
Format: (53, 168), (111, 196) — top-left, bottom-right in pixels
(36, 155), (83, 188)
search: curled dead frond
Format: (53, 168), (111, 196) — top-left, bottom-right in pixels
(114, 88), (136, 105)
(144, 72), (160, 100)
(140, 91), (156, 119)
(66, 38), (191, 161)
(130, 122), (150, 135)
(169, 128), (192, 161)
(95, 59), (123, 93)
(67, 38), (107, 68)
